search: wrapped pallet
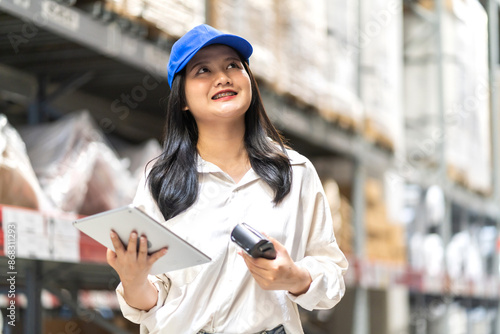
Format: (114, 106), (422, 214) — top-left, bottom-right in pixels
(322, 0), (364, 129)
(360, 0), (404, 152)
(404, 0), (491, 194)
(107, 0), (206, 38)
(116, 138), (162, 182)
(19, 111), (136, 215)
(211, 0), (363, 130)
(0, 114), (50, 211)
(274, 1), (329, 109)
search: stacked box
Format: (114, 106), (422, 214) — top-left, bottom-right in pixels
(360, 0), (404, 152)
(404, 0), (491, 194)
(323, 178), (353, 255)
(48, 214), (80, 263)
(365, 178), (406, 264)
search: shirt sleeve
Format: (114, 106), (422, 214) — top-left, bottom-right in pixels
(286, 161), (348, 311)
(132, 170), (165, 223)
(115, 275), (171, 324)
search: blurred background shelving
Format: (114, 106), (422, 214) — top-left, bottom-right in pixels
(0, 0), (500, 333)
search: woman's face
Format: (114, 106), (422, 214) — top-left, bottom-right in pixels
(183, 44), (252, 126)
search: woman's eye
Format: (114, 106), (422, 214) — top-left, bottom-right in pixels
(228, 62), (239, 69)
(197, 67), (209, 74)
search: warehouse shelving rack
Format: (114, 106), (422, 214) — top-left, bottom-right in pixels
(399, 1), (500, 334)
(0, 0), (500, 334)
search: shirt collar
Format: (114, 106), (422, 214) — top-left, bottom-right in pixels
(196, 155), (220, 173)
(286, 148), (308, 166)
(196, 147), (307, 174)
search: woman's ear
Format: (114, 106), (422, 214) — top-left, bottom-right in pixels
(183, 105), (189, 111)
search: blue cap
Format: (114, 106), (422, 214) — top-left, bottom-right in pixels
(167, 24), (253, 88)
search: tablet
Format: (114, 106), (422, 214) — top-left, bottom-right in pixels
(73, 205), (211, 275)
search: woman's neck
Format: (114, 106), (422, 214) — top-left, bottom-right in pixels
(197, 124), (250, 183)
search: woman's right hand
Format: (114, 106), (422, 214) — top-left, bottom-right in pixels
(107, 231), (167, 285)
(106, 231), (167, 310)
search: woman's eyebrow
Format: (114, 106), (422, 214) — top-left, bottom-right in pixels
(187, 56), (241, 72)
(225, 56), (241, 62)
(186, 60), (207, 72)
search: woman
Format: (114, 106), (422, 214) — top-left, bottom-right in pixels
(107, 24), (348, 334)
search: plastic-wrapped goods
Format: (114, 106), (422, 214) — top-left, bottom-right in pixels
(404, 0), (491, 194)
(478, 225), (496, 276)
(108, 0), (206, 38)
(468, 307), (496, 334)
(446, 229), (484, 288)
(79, 141), (137, 216)
(321, 0), (364, 129)
(451, 1), (490, 195)
(0, 114), (50, 211)
(428, 302), (468, 334)
(115, 138), (162, 184)
(275, 0), (364, 129)
(19, 111), (100, 212)
(274, 1), (329, 109)
(360, 0), (404, 152)
(18, 111), (136, 215)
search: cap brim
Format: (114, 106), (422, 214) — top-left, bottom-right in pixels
(174, 34), (253, 80)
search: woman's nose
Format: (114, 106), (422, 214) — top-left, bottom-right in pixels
(214, 71), (231, 86)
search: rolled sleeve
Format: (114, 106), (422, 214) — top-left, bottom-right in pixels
(115, 275), (171, 324)
(287, 254), (347, 311)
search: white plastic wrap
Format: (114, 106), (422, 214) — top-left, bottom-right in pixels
(0, 114), (50, 210)
(360, 0), (404, 152)
(404, 0), (491, 193)
(409, 232), (444, 277)
(79, 141), (137, 216)
(446, 229), (484, 286)
(19, 111), (136, 215)
(116, 138), (162, 183)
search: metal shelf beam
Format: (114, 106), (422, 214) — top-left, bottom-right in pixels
(0, 0), (169, 78)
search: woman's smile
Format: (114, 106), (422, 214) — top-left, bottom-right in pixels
(212, 89), (238, 100)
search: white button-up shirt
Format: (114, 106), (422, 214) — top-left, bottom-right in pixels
(116, 149), (348, 334)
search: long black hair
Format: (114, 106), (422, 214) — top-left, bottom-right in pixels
(147, 54), (292, 221)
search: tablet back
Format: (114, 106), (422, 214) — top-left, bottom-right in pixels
(73, 205), (211, 275)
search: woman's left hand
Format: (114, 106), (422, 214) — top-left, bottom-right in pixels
(239, 236), (312, 295)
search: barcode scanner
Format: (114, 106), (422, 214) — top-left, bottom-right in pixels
(231, 223), (277, 260)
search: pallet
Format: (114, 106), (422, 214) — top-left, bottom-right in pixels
(363, 118), (395, 153)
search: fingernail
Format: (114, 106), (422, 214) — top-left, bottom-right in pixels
(110, 232), (115, 238)
(131, 232), (137, 239)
